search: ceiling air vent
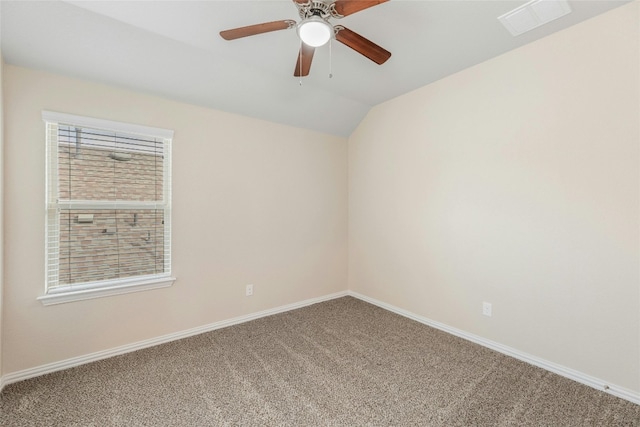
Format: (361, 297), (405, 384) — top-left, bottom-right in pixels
(498, 0), (571, 36)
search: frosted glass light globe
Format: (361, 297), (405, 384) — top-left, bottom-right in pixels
(297, 17), (332, 47)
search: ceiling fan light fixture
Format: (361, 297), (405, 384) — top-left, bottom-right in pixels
(297, 16), (332, 47)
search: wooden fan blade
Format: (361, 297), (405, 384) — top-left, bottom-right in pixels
(333, 0), (388, 17)
(220, 20), (295, 40)
(294, 43), (315, 77)
(335, 26), (391, 65)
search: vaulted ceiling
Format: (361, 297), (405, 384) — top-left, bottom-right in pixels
(0, 0), (630, 136)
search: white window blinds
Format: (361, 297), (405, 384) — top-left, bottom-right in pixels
(43, 112), (173, 299)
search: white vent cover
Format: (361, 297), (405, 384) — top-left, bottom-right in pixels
(498, 0), (571, 36)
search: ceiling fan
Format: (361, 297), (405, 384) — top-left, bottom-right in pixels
(220, 0), (391, 77)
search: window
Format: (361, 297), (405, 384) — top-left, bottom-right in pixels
(39, 111), (175, 305)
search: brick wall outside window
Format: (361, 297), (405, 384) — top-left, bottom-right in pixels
(57, 145), (165, 285)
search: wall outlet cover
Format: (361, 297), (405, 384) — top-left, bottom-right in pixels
(482, 302), (492, 317)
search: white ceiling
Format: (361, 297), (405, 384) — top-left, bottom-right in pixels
(0, 0), (630, 136)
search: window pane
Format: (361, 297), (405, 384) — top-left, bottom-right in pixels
(58, 125), (164, 202)
(57, 209), (165, 286)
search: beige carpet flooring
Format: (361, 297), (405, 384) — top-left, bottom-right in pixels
(1, 296), (638, 426)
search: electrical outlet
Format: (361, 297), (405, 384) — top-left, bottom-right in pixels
(245, 284), (254, 297)
(482, 302), (492, 317)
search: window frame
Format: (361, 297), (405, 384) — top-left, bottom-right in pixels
(39, 111), (175, 306)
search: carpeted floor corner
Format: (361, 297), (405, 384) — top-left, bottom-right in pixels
(1, 296), (638, 426)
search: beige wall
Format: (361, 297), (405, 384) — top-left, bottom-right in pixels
(3, 65), (348, 374)
(349, 2), (640, 393)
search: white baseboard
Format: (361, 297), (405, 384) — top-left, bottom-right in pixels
(0, 290), (348, 391)
(348, 290), (640, 406)
(3, 289), (638, 406)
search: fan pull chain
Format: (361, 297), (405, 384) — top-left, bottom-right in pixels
(329, 39), (333, 79)
(299, 40), (303, 86)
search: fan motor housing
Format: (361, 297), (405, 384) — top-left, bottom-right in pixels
(296, 1), (343, 20)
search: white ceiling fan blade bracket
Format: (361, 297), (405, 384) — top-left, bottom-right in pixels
(329, 4), (344, 19)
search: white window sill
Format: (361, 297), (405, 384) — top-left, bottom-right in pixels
(38, 276), (176, 306)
